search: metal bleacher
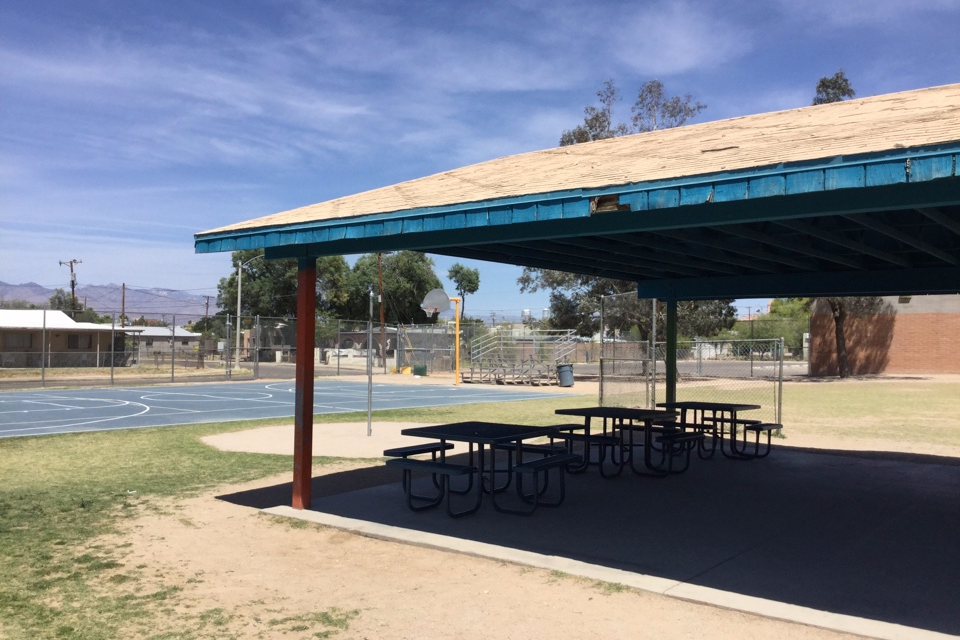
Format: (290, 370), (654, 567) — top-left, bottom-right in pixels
(463, 327), (576, 385)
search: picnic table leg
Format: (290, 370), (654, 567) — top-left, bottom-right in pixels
(629, 422), (669, 477)
(446, 442), (477, 495)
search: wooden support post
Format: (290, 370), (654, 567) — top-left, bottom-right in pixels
(665, 299), (678, 404)
(292, 258), (316, 509)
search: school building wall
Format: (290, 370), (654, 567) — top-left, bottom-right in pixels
(809, 295), (960, 376)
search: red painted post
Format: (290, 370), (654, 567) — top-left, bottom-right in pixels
(292, 258), (316, 509)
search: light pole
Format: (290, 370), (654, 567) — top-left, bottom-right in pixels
(235, 254), (262, 370)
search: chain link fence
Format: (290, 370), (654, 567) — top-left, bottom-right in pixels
(0, 312), (236, 389)
(598, 293), (786, 424)
(0, 311), (488, 389)
(5, 303), (797, 402)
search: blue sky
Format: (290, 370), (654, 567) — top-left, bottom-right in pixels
(2, 0), (959, 320)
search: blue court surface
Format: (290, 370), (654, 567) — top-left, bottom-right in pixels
(0, 380), (555, 439)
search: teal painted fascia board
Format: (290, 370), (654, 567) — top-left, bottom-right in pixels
(195, 144), (960, 255)
(260, 177), (960, 261)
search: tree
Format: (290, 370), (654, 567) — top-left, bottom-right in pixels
(216, 250), (351, 320)
(48, 288), (73, 313)
(518, 270), (735, 339)
(823, 296), (883, 377)
(345, 251), (443, 324)
(811, 71), (874, 376)
(560, 79), (706, 146)
(447, 263), (480, 320)
(48, 288), (109, 322)
(544, 79), (720, 336)
(631, 79), (707, 132)
(762, 298), (813, 356)
(813, 69), (856, 105)
(559, 79), (630, 145)
(0, 298), (39, 309)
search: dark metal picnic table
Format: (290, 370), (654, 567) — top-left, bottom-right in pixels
(400, 421), (565, 514)
(656, 401), (762, 458)
(554, 406), (680, 476)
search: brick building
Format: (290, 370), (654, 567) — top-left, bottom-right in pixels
(810, 295), (960, 376)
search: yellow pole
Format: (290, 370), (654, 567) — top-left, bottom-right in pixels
(451, 297), (461, 386)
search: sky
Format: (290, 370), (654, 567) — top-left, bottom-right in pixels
(2, 0), (960, 321)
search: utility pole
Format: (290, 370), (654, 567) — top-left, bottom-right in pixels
(59, 259), (82, 316)
(204, 296), (214, 318)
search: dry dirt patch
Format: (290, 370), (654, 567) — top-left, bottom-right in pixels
(92, 461), (860, 640)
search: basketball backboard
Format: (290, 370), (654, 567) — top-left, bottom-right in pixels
(420, 288), (451, 316)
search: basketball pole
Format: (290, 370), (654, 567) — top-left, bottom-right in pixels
(450, 297), (461, 387)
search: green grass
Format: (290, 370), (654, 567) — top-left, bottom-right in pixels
(1, 380), (958, 638)
(0, 417), (342, 640)
(781, 379), (960, 447)
(0, 393), (592, 639)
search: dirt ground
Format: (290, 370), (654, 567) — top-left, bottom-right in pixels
(103, 462), (869, 640)
(91, 375), (960, 640)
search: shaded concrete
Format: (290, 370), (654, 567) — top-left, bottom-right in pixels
(246, 446), (960, 639)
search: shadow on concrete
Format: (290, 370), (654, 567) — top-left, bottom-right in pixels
(218, 446), (960, 636)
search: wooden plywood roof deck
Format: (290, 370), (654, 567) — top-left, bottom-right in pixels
(200, 83), (960, 236)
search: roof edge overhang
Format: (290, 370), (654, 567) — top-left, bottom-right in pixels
(194, 143), (960, 258)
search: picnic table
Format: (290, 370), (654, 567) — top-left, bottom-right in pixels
(655, 401), (771, 459)
(553, 406), (688, 476)
(388, 422), (579, 515)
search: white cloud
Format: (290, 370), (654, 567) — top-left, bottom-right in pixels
(770, 0), (960, 28)
(608, 2), (752, 76)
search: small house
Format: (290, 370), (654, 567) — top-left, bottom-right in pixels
(0, 309), (141, 368)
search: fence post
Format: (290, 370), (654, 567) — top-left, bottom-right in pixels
(777, 337), (784, 431)
(253, 315), (260, 380)
(110, 314), (116, 385)
(171, 316), (176, 383)
(367, 286), (373, 437)
(225, 315), (232, 379)
(41, 310), (47, 388)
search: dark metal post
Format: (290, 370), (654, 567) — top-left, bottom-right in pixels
(665, 299), (678, 404)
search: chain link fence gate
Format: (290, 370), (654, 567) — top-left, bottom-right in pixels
(598, 293), (785, 425)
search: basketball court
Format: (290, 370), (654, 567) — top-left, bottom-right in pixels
(0, 379), (556, 439)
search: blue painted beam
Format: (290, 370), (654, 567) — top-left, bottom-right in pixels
(635, 267), (960, 300)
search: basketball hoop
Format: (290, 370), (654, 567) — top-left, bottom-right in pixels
(420, 289), (451, 318)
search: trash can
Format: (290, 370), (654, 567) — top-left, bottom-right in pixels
(557, 363), (574, 387)
(413, 364), (428, 376)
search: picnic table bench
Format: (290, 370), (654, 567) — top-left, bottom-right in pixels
(384, 457), (481, 518)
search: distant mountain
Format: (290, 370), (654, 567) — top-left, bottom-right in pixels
(0, 281), (213, 320)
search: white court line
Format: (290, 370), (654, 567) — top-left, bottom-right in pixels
(0, 400), (151, 435)
(21, 400), (97, 410)
(139, 391), (276, 401)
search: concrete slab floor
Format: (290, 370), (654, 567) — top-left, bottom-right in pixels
(250, 447), (960, 640)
